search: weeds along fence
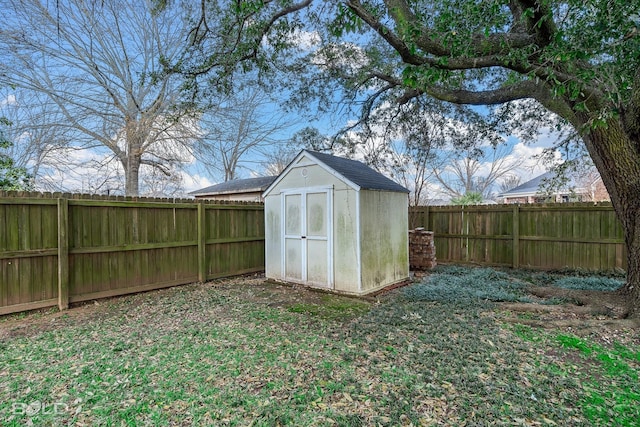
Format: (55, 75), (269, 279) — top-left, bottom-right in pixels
(410, 203), (626, 272)
(0, 191), (265, 315)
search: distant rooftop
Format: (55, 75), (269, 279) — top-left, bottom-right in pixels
(189, 176), (277, 196)
(499, 171), (589, 198)
(500, 172), (556, 196)
(420, 198), (450, 206)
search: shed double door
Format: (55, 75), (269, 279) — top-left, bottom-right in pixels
(283, 188), (333, 288)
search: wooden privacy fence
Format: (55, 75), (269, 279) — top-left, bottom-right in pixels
(410, 203), (626, 271)
(0, 192), (265, 315)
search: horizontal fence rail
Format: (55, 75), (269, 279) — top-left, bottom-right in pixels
(410, 203), (626, 272)
(0, 191), (265, 315)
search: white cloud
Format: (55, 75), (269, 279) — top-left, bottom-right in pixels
(1, 94), (16, 107)
(34, 144), (210, 197)
(180, 172), (214, 195)
(463, 143), (560, 188)
(289, 29), (321, 50)
(262, 27), (320, 53)
(35, 148), (123, 194)
(503, 142), (562, 182)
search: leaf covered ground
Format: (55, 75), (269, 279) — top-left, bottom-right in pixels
(0, 268), (638, 426)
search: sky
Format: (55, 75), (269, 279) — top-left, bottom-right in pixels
(1, 80), (561, 199)
(0, 2), (566, 199)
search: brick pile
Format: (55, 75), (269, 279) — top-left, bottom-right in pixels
(409, 228), (437, 270)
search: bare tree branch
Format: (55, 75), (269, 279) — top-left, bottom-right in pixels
(0, 0), (197, 195)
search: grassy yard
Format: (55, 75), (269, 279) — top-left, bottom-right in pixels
(1, 267), (638, 426)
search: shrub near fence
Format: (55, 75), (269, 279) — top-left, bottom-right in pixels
(0, 191), (265, 315)
(410, 203), (626, 272)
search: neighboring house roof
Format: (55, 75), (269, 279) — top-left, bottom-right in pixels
(301, 150), (410, 193)
(424, 198), (451, 206)
(501, 172), (555, 197)
(499, 171), (585, 198)
(189, 176), (277, 197)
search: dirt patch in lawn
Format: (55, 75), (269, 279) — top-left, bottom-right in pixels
(498, 286), (640, 347)
(220, 278), (372, 321)
(529, 285), (629, 316)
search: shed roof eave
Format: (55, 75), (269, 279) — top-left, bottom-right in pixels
(263, 149), (409, 197)
(303, 151), (362, 192)
(262, 150), (305, 197)
(305, 150), (409, 193)
(262, 150), (363, 197)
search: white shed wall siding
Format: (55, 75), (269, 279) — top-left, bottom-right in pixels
(264, 196), (282, 281)
(332, 188), (360, 293)
(359, 190), (409, 292)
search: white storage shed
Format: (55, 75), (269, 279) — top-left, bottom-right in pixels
(262, 150), (410, 296)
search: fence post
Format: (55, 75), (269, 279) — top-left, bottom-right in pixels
(425, 206), (430, 230)
(512, 204), (520, 268)
(57, 198), (69, 310)
(462, 206), (469, 262)
(197, 202), (206, 282)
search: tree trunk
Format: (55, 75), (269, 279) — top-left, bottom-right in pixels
(581, 118), (640, 318)
(623, 220), (640, 318)
(124, 155), (141, 196)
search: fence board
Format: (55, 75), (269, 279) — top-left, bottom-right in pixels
(57, 198), (69, 309)
(203, 204), (265, 279)
(411, 203), (625, 271)
(0, 192), (265, 316)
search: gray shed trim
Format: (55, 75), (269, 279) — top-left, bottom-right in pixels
(190, 176), (277, 196)
(263, 150), (409, 197)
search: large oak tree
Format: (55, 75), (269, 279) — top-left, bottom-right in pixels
(169, 0), (640, 316)
(336, 0), (640, 317)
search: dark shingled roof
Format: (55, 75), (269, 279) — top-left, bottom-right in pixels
(189, 176), (277, 196)
(305, 150), (409, 193)
(500, 172), (556, 196)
